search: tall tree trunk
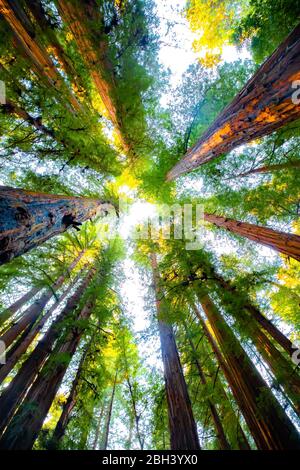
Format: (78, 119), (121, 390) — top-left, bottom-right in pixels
(92, 400), (105, 450)
(0, 293), (96, 449)
(213, 272), (294, 357)
(51, 336), (92, 446)
(0, 186), (112, 264)
(151, 253), (201, 450)
(0, 285), (41, 327)
(167, 24), (300, 180)
(0, 267), (94, 437)
(196, 295), (300, 449)
(126, 377), (144, 450)
(182, 320), (231, 450)
(0, 0), (82, 112)
(0, 267), (83, 385)
(56, 0), (130, 154)
(204, 213), (300, 262)
(192, 304), (254, 449)
(235, 160), (300, 178)
(0, 251), (84, 350)
(101, 371), (118, 450)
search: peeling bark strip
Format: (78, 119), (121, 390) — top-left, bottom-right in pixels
(167, 24), (300, 180)
(0, 186), (112, 264)
(0, 0), (81, 112)
(151, 253), (201, 451)
(56, 0), (130, 153)
(204, 213), (300, 262)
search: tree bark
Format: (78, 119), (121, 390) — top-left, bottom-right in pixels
(167, 24), (300, 180)
(101, 371), (118, 450)
(56, 0), (130, 154)
(0, 267), (94, 437)
(204, 213), (300, 262)
(0, 251), (84, 350)
(0, 292), (95, 449)
(182, 320), (231, 450)
(151, 253), (201, 450)
(196, 295), (300, 449)
(0, 186), (112, 264)
(235, 160), (300, 178)
(0, 0), (82, 112)
(92, 400), (105, 450)
(0, 285), (41, 327)
(0, 266), (83, 385)
(51, 336), (92, 446)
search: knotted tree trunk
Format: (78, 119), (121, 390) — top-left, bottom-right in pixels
(167, 24), (300, 179)
(0, 186), (112, 264)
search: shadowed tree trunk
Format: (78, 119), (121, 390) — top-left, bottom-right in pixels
(0, 285), (41, 327)
(151, 253), (201, 450)
(0, 267), (83, 385)
(182, 320), (231, 450)
(101, 371), (118, 450)
(235, 160), (300, 178)
(167, 24), (300, 179)
(0, 186), (112, 264)
(0, 267), (94, 437)
(0, 293), (96, 449)
(203, 213), (300, 262)
(0, 251), (84, 350)
(0, 0), (82, 112)
(51, 336), (93, 446)
(195, 295), (300, 449)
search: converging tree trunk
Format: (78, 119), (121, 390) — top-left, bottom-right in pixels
(235, 160), (300, 178)
(167, 24), (300, 179)
(0, 251), (84, 352)
(0, 267), (94, 437)
(182, 320), (231, 450)
(204, 213), (300, 262)
(101, 371), (118, 451)
(0, 186), (112, 264)
(0, 285), (41, 327)
(195, 295), (300, 449)
(151, 253), (201, 450)
(0, 292), (96, 449)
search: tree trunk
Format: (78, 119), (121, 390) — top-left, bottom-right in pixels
(126, 377), (144, 450)
(204, 213), (300, 262)
(0, 267), (94, 437)
(0, 186), (112, 264)
(0, 0), (82, 112)
(167, 24), (300, 180)
(56, 0), (130, 154)
(214, 273), (294, 357)
(0, 285), (41, 327)
(151, 253), (201, 450)
(0, 294), (95, 449)
(235, 160), (300, 178)
(92, 400), (105, 450)
(182, 320), (231, 450)
(196, 295), (300, 449)
(101, 371), (118, 450)
(0, 267), (83, 385)
(51, 336), (92, 446)
(0, 251), (84, 350)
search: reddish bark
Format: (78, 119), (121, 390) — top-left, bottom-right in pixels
(197, 295), (300, 449)
(0, 0), (82, 112)
(204, 213), (300, 262)
(0, 251), (84, 351)
(0, 186), (112, 264)
(0, 295), (95, 450)
(167, 24), (300, 180)
(151, 253), (201, 450)
(235, 160), (300, 178)
(0, 285), (41, 327)
(0, 267), (94, 437)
